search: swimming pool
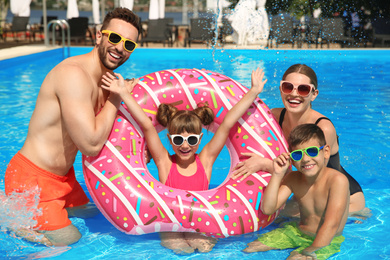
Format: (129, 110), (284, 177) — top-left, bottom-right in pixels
(0, 47), (389, 259)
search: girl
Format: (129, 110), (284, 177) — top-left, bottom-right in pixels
(101, 68), (267, 254)
(232, 64), (366, 214)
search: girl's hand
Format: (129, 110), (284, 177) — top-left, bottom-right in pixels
(251, 68), (267, 95)
(101, 72), (139, 97)
(273, 153), (291, 177)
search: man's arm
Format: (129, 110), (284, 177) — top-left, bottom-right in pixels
(57, 66), (122, 156)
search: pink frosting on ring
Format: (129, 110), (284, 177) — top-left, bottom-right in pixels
(82, 68), (288, 238)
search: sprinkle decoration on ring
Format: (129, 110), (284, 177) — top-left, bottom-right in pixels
(83, 68), (288, 237)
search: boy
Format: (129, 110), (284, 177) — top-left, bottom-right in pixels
(243, 124), (349, 259)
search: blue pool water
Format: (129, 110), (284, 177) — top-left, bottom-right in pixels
(0, 48), (389, 259)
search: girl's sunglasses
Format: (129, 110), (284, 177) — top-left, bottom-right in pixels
(280, 81), (315, 97)
(290, 146), (324, 161)
(169, 134), (202, 146)
(101, 30), (138, 52)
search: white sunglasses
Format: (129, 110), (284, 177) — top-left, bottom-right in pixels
(169, 133), (203, 146)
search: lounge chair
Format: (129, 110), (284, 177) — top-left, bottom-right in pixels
(268, 15), (299, 48)
(140, 18), (173, 47)
(3, 16), (31, 42)
(67, 17), (93, 45)
(304, 17), (321, 48)
(372, 18), (390, 47)
(319, 17), (354, 48)
(31, 16), (58, 41)
(185, 18), (215, 47)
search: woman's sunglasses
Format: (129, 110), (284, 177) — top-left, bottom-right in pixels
(169, 134), (202, 146)
(290, 146), (324, 161)
(101, 30), (138, 52)
(280, 81), (315, 97)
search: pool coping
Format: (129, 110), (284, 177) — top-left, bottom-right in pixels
(0, 45), (60, 61)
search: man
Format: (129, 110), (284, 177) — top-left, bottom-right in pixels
(4, 7), (141, 246)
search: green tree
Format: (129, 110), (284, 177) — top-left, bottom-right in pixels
(0, 0), (9, 27)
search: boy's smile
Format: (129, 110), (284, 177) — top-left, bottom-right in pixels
(291, 140), (330, 177)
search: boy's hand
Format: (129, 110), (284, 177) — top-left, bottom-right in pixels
(250, 68), (267, 95)
(101, 72), (139, 97)
(273, 152), (290, 177)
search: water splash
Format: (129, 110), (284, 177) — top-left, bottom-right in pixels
(0, 187), (42, 232)
(228, 0), (270, 46)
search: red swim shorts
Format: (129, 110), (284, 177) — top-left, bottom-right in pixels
(5, 152), (89, 231)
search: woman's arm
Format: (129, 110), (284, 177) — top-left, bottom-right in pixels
(231, 153), (274, 181)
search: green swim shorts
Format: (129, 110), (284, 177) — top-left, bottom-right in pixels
(258, 222), (345, 260)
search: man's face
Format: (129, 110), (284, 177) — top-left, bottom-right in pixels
(97, 18), (138, 70)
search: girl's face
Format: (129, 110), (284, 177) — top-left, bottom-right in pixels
(168, 131), (202, 161)
(280, 72), (319, 114)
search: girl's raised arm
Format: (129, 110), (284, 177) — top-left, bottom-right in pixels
(200, 68), (267, 174)
(101, 73), (170, 179)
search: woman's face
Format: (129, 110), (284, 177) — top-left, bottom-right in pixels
(280, 72), (318, 113)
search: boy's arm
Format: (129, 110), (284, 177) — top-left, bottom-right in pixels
(201, 68), (267, 168)
(302, 173), (349, 256)
(261, 153), (293, 215)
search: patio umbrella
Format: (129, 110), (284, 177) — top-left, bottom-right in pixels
(182, 0), (188, 24)
(10, 0), (32, 16)
(149, 0), (159, 20)
(120, 0), (134, 11)
(158, 0), (165, 19)
(67, 0), (79, 19)
(92, 0), (100, 24)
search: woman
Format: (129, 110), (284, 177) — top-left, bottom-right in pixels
(232, 64), (366, 213)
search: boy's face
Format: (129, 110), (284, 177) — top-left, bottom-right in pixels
(290, 139), (330, 177)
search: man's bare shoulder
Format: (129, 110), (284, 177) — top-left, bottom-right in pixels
(47, 55), (95, 90)
(53, 55), (89, 76)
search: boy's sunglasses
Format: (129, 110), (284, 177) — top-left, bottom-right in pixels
(101, 30), (137, 52)
(169, 134), (202, 146)
(290, 146), (324, 161)
(280, 81), (315, 97)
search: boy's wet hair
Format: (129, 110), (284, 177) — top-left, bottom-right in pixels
(157, 103), (214, 135)
(288, 124), (326, 150)
(282, 64), (318, 89)
(101, 7), (141, 34)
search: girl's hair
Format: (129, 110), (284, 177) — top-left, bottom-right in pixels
(282, 64), (318, 89)
(156, 103), (214, 134)
(288, 124), (326, 150)
(101, 7), (141, 35)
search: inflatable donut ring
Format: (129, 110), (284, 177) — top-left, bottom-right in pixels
(83, 68), (288, 238)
